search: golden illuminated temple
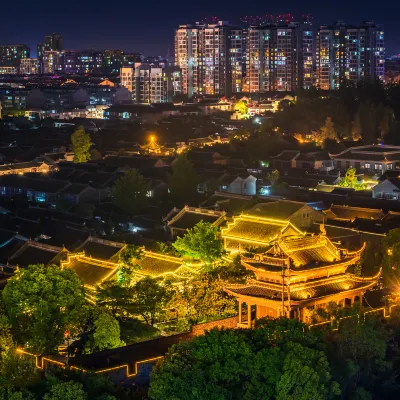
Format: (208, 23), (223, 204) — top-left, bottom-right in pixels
(223, 214), (380, 325)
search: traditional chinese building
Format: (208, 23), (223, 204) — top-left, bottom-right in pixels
(224, 227), (380, 325)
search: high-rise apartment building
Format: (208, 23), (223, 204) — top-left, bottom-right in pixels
(245, 22), (313, 92)
(20, 58), (39, 74)
(316, 21), (384, 90)
(38, 33), (63, 73)
(63, 50), (103, 74)
(121, 64), (182, 103)
(175, 21), (243, 96)
(42, 51), (64, 74)
(0, 45), (30, 67)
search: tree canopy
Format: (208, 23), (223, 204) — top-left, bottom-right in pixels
(149, 323), (340, 400)
(2, 264), (86, 354)
(71, 126), (92, 163)
(173, 221), (224, 264)
(111, 169), (150, 215)
(338, 168), (367, 191)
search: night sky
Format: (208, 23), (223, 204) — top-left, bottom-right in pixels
(1, 0), (399, 57)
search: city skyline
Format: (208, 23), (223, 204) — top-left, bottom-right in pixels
(1, 0), (400, 56)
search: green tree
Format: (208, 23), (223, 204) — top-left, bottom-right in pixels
(2, 264), (85, 354)
(155, 241), (179, 257)
(338, 168), (367, 190)
(0, 388), (35, 400)
(351, 115), (362, 141)
(149, 326), (339, 400)
(43, 381), (87, 400)
(71, 126), (92, 163)
(276, 342), (340, 400)
(173, 221), (224, 265)
(356, 102), (377, 144)
(171, 273), (236, 325)
(132, 277), (174, 326)
(168, 154), (199, 205)
(117, 244), (144, 286)
(265, 169), (280, 186)
(83, 311), (125, 354)
(96, 281), (133, 315)
(111, 169), (150, 215)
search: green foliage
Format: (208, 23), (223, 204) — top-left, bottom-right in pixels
(90, 148), (102, 160)
(168, 154), (199, 205)
(265, 169), (280, 186)
(338, 168), (367, 190)
(315, 117), (338, 146)
(83, 311), (125, 354)
(171, 273), (236, 326)
(2, 264), (85, 354)
(233, 100), (248, 115)
(210, 255), (254, 284)
(155, 241), (179, 257)
(132, 277), (174, 326)
(43, 381), (87, 400)
(0, 388), (35, 400)
(71, 126), (92, 163)
(149, 324), (339, 400)
(111, 169), (150, 215)
(117, 245), (144, 286)
(96, 281), (133, 315)
(173, 221), (224, 264)
(382, 228), (400, 280)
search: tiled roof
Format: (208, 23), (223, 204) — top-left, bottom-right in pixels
(136, 252), (184, 277)
(248, 201), (306, 220)
(8, 241), (66, 268)
(222, 216), (288, 244)
(327, 205), (384, 221)
(168, 207), (225, 230)
(270, 150), (299, 161)
(76, 237), (124, 260)
(66, 257), (117, 286)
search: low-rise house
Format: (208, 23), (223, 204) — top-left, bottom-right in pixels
(165, 206), (226, 238)
(323, 205), (385, 221)
(6, 241), (68, 269)
(330, 145), (400, 173)
(372, 178), (400, 200)
(0, 175), (101, 205)
(270, 150), (333, 171)
(0, 161), (51, 176)
(228, 175), (257, 195)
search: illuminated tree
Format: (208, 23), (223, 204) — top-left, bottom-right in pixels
(131, 277), (174, 326)
(117, 244), (144, 286)
(2, 264), (85, 354)
(83, 311), (125, 354)
(71, 126), (92, 163)
(111, 169), (150, 215)
(233, 100), (248, 116)
(173, 221), (224, 265)
(338, 168), (367, 190)
(265, 169), (280, 186)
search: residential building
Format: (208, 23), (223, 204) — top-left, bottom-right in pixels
(330, 145), (400, 173)
(0, 45), (29, 67)
(42, 50), (64, 74)
(175, 21), (244, 96)
(245, 22), (313, 92)
(372, 178), (400, 200)
(20, 58), (39, 74)
(64, 50), (103, 74)
(37, 33), (63, 73)
(120, 64), (182, 103)
(270, 150), (334, 170)
(316, 21), (384, 90)
(0, 66), (18, 74)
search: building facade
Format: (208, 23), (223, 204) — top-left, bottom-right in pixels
(175, 21), (243, 96)
(20, 58), (39, 74)
(121, 64), (182, 103)
(37, 33), (63, 73)
(316, 21), (384, 90)
(0, 45), (30, 67)
(42, 51), (65, 74)
(245, 22), (313, 92)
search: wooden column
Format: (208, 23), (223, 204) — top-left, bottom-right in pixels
(247, 303), (251, 328)
(238, 301), (242, 324)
